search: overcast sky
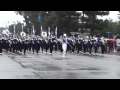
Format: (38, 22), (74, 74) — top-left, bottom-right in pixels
(0, 11), (119, 27)
(0, 11), (24, 27)
(97, 11), (119, 21)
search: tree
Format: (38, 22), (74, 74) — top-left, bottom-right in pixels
(80, 11), (109, 37)
(9, 22), (25, 35)
(15, 11), (81, 37)
(15, 11), (49, 35)
(96, 19), (120, 37)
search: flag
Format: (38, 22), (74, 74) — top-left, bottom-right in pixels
(6, 21), (9, 31)
(55, 27), (57, 38)
(41, 25), (43, 36)
(48, 27), (50, 39)
(32, 25), (35, 37)
(38, 14), (41, 22)
(14, 24), (16, 37)
(7, 21), (9, 30)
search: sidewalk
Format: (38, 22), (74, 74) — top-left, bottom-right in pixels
(0, 53), (40, 79)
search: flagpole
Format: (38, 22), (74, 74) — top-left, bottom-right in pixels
(8, 21), (9, 33)
(13, 22), (16, 38)
(48, 27), (50, 39)
(32, 25), (35, 38)
(7, 21), (9, 37)
(41, 25), (43, 37)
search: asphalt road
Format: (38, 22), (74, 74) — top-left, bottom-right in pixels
(1, 50), (120, 79)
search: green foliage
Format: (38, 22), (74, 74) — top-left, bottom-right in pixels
(80, 11), (109, 37)
(17, 11), (119, 37)
(9, 22), (24, 35)
(16, 11), (81, 36)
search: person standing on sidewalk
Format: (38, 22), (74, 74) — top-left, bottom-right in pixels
(0, 36), (3, 55)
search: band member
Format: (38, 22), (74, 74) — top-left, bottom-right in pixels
(62, 34), (67, 57)
(8, 37), (12, 52)
(83, 39), (87, 55)
(77, 38), (83, 55)
(71, 38), (75, 54)
(23, 38), (28, 55)
(18, 38), (23, 53)
(28, 37), (32, 52)
(2, 36), (5, 50)
(41, 37), (44, 53)
(48, 37), (54, 55)
(52, 36), (58, 53)
(88, 40), (93, 55)
(35, 38), (40, 55)
(31, 38), (36, 54)
(38, 37), (41, 52)
(12, 37), (18, 53)
(44, 38), (48, 54)
(5, 38), (9, 52)
(94, 40), (98, 56)
(67, 38), (71, 53)
(58, 38), (63, 53)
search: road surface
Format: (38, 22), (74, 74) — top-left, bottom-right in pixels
(1, 50), (120, 79)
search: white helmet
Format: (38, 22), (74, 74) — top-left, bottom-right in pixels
(63, 33), (67, 37)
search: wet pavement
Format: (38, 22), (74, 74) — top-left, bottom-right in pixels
(1, 50), (120, 79)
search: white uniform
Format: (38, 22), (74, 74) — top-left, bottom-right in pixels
(62, 37), (67, 57)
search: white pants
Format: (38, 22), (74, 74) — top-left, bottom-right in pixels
(62, 43), (67, 57)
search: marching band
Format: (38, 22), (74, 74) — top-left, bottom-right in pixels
(0, 33), (117, 58)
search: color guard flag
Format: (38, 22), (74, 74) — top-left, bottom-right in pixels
(32, 25), (35, 37)
(6, 21), (9, 32)
(55, 27), (57, 38)
(41, 25), (43, 36)
(38, 14), (41, 22)
(48, 27), (50, 39)
(14, 24), (16, 36)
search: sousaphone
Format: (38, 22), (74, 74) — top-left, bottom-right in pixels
(20, 31), (26, 37)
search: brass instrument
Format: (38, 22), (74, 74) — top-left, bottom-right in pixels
(20, 31), (26, 37)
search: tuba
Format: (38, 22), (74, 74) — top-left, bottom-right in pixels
(41, 31), (47, 37)
(20, 31), (26, 37)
